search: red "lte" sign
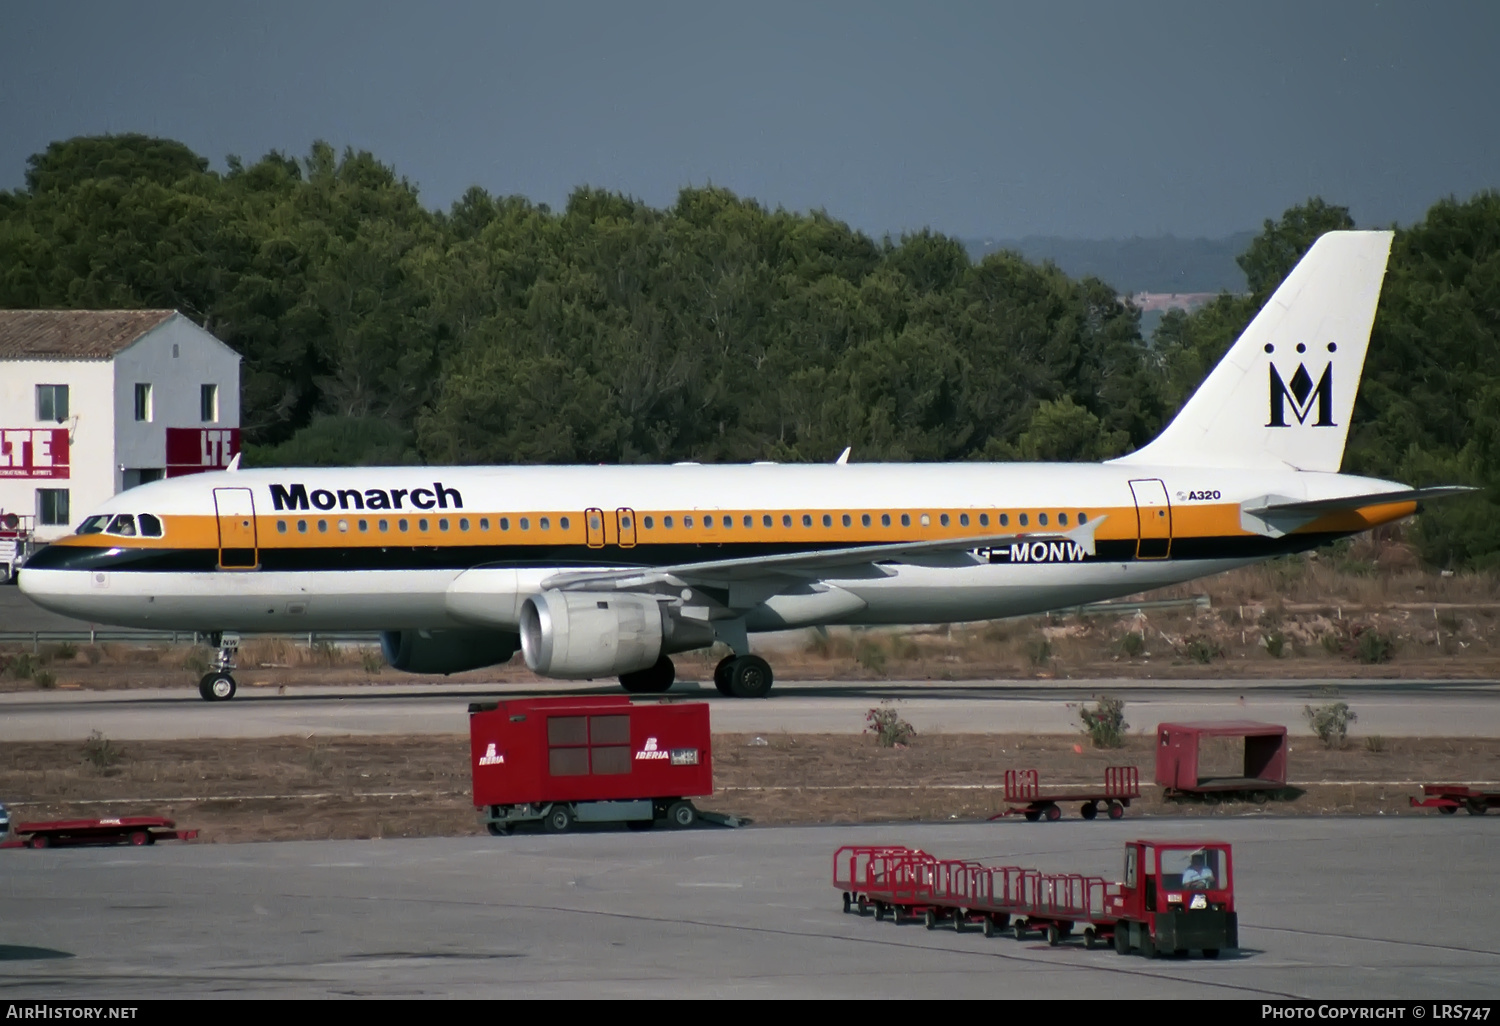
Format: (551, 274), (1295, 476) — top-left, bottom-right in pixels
(0, 428), (70, 479)
(166, 428), (241, 477)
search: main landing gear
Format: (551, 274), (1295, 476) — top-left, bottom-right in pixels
(618, 653), (776, 698)
(196, 633), (239, 702)
(713, 654), (774, 699)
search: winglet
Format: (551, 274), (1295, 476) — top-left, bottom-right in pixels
(835, 447), (851, 465)
(226, 453), (241, 472)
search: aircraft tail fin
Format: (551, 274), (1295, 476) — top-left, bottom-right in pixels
(1114, 230), (1394, 472)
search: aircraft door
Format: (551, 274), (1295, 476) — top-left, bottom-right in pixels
(616, 508), (637, 548)
(213, 487), (258, 569)
(585, 507), (606, 548)
(1128, 479), (1172, 559)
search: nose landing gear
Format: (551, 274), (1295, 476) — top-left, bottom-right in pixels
(196, 633), (239, 701)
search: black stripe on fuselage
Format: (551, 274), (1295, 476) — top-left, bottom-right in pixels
(23, 533), (1346, 574)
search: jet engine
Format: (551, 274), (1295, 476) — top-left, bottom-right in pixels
(520, 590), (713, 679)
(379, 628), (520, 675)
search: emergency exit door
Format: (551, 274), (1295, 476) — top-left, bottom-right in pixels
(615, 508), (637, 548)
(213, 487), (258, 569)
(1128, 479), (1172, 560)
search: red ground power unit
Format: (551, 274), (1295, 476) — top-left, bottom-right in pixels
(470, 696), (713, 834)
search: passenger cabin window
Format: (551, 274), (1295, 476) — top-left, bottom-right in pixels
(763, 515), (773, 527)
(801, 514), (812, 527)
(1038, 513), (1048, 526)
(139, 513), (163, 537)
(980, 513), (990, 526)
(1018, 513), (1028, 526)
(861, 514), (871, 527)
(36, 384), (68, 423)
(644, 516), (654, 529)
(743, 515), (753, 528)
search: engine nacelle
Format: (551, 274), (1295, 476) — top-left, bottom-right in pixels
(379, 629), (520, 675)
(521, 590), (681, 679)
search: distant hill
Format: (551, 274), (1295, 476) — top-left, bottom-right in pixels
(963, 232), (1254, 295)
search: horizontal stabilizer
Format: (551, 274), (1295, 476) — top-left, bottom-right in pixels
(1240, 486), (1476, 538)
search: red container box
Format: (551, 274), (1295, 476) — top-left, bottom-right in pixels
(1154, 721), (1288, 797)
(470, 696), (713, 832)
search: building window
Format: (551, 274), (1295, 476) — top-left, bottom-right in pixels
(38, 489), (69, 526)
(36, 385), (68, 423)
(200, 384), (218, 423)
(134, 383), (153, 422)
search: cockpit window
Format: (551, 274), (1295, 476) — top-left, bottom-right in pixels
(77, 515), (108, 535)
(139, 514), (163, 538)
(105, 514), (137, 537)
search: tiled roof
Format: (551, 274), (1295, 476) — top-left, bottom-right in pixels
(0, 309), (178, 360)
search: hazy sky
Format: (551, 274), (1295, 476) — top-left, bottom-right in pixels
(2, 1), (1496, 239)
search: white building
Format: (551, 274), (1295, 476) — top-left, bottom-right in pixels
(0, 310), (241, 548)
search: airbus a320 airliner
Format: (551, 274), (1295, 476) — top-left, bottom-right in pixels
(18, 231), (1469, 700)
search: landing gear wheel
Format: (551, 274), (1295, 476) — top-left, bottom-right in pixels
(665, 801), (696, 829)
(620, 655), (675, 694)
(542, 805), (575, 834)
(1108, 801), (1125, 820)
(1043, 803), (1062, 822)
(713, 656), (736, 696)
(199, 672), (236, 702)
(726, 655), (774, 699)
(1081, 802), (1098, 820)
(1114, 928), (1130, 955)
(486, 821), (512, 837)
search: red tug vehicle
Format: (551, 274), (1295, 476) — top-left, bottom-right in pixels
(3, 817), (198, 849)
(470, 696), (713, 834)
(833, 839), (1237, 959)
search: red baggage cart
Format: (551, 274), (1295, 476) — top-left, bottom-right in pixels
(1410, 784), (1500, 816)
(470, 696), (713, 834)
(3, 817), (198, 849)
(993, 766), (1140, 821)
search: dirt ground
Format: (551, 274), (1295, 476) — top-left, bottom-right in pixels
(3, 733), (1497, 844)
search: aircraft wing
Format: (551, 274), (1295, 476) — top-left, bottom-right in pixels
(1240, 486), (1476, 538)
(539, 517), (1106, 598)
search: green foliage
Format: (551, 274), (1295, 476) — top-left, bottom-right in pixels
(5, 653), (37, 679)
(1354, 629), (1395, 664)
(54, 642), (77, 661)
(855, 639), (887, 674)
(1117, 631), (1145, 657)
(865, 701), (916, 748)
(1026, 636), (1052, 666)
(360, 648), (383, 674)
(1184, 636), (1223, 664)
(82, 729), (123, 770)
(1263, 631), (1287, 658)
(1080, 696), (1127, 748)
(1304, 702), (1357, 749)
(32, 670), (56, 690)
(1237, 198), (1356, 301)
(1364, 735), (1387, 754)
